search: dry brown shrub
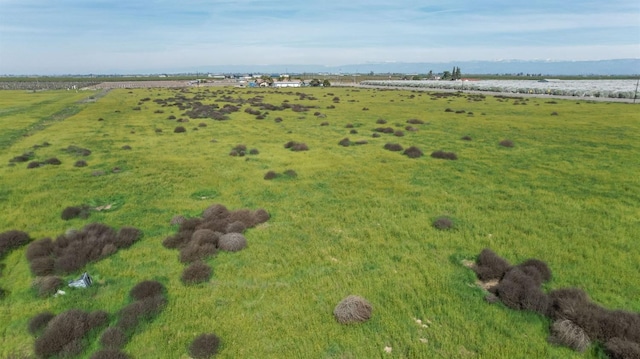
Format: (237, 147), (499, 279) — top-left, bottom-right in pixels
(499, 139), (514, 147)
(192, 229), (219, 246)
(228, 209), (255, 228)
(34, 275), (64, 297)
(88, 310), (109, 330)
(130, 280), (165, 301)
(170, 215), (186, 225)
(264, 170), (278, 180)
(203, 204), (229, 220)
(0, 230), (30, 259)
(115, 227), (141, 248)
(225, 221), (246, 234)
(547, 319), (591, 352)
(433, 216), (454, 230)
(383, 143), (403, 151)
(26, 238), (53, 261)
(430, 150), (458, 160)
(28, 312), (55, 336)
(473, 248), (511, 281)
(179, 242), (217, 263)
(181, 262), (213, 285)
(291, 143), (309, 151)
(189, 333), (221, 359)
(334, 295), (373, 324)
(218, 233), (247, 252)
(34, 309), (91, 358)
(30, 257), (55, 276)
(604, 338), (640, 359)
(339, 138), (351, 147)
(253, 209), (270, 224)
(100, 327), (127, 349)
(403, 146), (423, 158)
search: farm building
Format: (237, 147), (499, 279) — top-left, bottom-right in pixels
(273, 81), (302, 88)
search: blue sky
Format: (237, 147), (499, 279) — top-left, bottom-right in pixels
(0, 0), (638, 74)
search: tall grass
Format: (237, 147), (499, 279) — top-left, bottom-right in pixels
(0, 87), (638, 358)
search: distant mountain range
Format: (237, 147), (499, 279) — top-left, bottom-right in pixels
(190, 59), (639, 76)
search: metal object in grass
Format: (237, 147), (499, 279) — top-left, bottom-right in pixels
(68, 272), (93, 288)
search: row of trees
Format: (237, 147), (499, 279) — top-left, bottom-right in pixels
(442, 67), (462, 80)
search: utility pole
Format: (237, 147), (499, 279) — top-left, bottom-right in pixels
(634, 78), (639, 104)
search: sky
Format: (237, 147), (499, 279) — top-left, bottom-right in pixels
(0, 0), (639, 74)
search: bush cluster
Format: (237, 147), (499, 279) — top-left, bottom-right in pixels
(472, 249), (640, 357)
(33, 308), (108, 358)
(93, 280), (167, 357)
(163, 204), (270, 285)
(26, 223), (142, 276)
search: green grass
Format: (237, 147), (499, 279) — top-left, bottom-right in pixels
(0, 87), (638, 358)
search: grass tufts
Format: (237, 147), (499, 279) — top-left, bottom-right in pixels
(174, 126), (186, 133)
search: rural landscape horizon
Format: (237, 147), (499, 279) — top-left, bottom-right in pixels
(1, 1), (639, 359)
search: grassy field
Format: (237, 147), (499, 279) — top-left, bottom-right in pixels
(0, 87), (638, 358)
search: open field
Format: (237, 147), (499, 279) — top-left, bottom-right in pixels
(0, 87), (638, 358)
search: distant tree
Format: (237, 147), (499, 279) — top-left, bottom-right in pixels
(411, 75), (420, 80)
(309, 78), (321, 87)
(369, 71), (374, 76)
(454, 67), (462, 80)
(442, 71), (451, 80)
(260, 75), (273, 85)
(427, 70), (433, 79)
(322, 79), (331, 87)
